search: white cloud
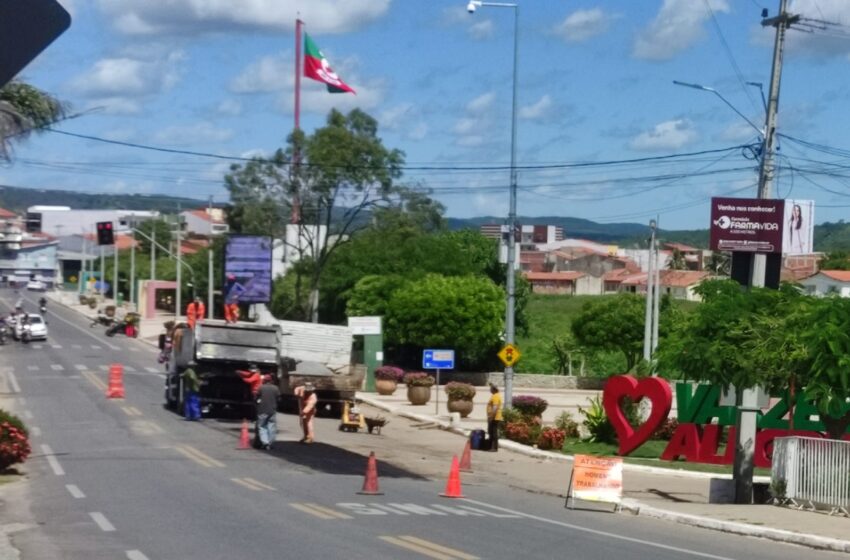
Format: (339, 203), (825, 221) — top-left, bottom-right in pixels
(230, 53), (293, 94)
(216, 99), (243, 116)
(553, 9), (614, 43)
(379, 103), (429, 141)
(154, 122), (234, 146)
(630, 119), (698, 151)
(520, 95), (553, 120)
(467, 92), (495, 113)
(634, 0), (729, 60)
(454, 117), (478, 136)
(719, 121), (760, 143)
(97, 0), (389, 36)
(69, 51), (184, 112)
(296, 78), (383, 115)
(782, 0), (850, 57)
(468, 20), (495, 40)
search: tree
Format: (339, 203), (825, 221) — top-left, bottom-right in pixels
(668, 248), (687, 270)
(134, 219), (173, 255)
(346, 274), (409, 319)
(386, 274), (504, 369)
(226, 109), (404, 322)
(571, 294), (647, 372)
(0, 81), (66, 161)
(817, 251), (850, 271)
(706, 251), (731, 275)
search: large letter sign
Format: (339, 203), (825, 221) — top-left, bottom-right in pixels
(602, 375), (849, 468)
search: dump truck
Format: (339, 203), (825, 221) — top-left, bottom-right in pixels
(164, 319), (282, 418)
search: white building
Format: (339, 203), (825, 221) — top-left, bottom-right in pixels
(181, 208), (229, 236)
(26, 206), (159, 236)
(272, 224), (329, 278)
(799, 270), (850, 297)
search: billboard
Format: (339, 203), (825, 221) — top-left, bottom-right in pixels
(782, 199), (814, 255)
(710, 197), (784, 253)
(224, 235), (273, 304)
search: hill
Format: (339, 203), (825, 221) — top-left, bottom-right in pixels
(0, 184), (205, 214)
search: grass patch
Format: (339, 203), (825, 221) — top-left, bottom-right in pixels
(560, 438), (770, 476)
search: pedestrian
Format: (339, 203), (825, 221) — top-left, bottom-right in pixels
(486, 384), (503, 452)
(236, 364), (263, 396)
(186, 296), (206, 329)
(295, 383), (317, 444)
(255, 374), (280, 450)
(181, 364), (202, 421)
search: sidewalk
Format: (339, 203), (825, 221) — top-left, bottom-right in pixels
(356, 388), (850, 553)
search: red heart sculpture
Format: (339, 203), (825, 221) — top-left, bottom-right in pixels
(602, 375), (672, 456)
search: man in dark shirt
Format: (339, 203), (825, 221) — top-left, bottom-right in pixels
(255, 375), (280, 450)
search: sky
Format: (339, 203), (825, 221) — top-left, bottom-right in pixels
(4, 0), (850, 230)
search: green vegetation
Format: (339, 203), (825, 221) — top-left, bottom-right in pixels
(0, 81), (66, 162)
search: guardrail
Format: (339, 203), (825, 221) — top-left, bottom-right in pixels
(772, 436), (850, 516)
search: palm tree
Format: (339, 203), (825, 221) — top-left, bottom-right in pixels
(0, 81), (66, 161)
(667, 247), (687, 270)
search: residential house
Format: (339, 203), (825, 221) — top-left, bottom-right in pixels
(525, 271), (600, 295)
(799, 270), (850, 297)
(181, 208), (229, 236)
(620, 270), (711, 301)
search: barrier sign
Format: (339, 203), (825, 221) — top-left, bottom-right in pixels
(566, 455), (623, 508)
(497, 343), (521, 367)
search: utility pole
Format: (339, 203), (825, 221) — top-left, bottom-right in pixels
(151, 223), (156, 283)
(734, 0), (798, 505)
(652, 218), (660, 354)
(207, 196), (214, 319)
(175, 208), (182, 320)
(642, 219), (656, 364)
(99, 245), (104, 296)
(113, 238), (118, 305)
(130, 230), (136, 307)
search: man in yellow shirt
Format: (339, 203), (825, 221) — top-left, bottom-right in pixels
(486, 384), (503, 452)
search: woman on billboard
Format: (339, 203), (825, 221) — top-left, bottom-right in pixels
(787, 203), (806, 254)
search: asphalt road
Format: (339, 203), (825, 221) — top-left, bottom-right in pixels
(0, 288), (843, 560)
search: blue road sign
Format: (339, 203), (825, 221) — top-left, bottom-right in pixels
(423, 349), (455, 370)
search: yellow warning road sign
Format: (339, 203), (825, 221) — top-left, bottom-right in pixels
(497, 343), (521, 367)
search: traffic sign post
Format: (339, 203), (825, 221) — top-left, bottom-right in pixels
(423, 350), (455, 415)
(498, 343), (521, 368)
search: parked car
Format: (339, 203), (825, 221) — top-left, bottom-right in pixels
(26, 280), (47, 292)
(14, 314), (47, 341)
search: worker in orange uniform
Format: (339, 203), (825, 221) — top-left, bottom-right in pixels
(186, 297), (206, 329)
(223, 274), (241, 324)
(236, 364), (263, 396)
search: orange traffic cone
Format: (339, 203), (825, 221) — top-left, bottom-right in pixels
(439, 455), (465, 498)
(357, 451), (384, 495)
(106, 363), (125, 399)
(459, 440), (473, 473)
(238, 419), (251, 450)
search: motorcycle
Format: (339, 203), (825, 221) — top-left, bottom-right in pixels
(20, 323), (31, 344)
(91, 313), (114, 328)
(39, 305), (47, 314)
(0, 326), (7, 345)
(106, 320), (138, 338)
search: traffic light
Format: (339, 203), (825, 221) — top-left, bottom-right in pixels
(96, 221), (114, 245)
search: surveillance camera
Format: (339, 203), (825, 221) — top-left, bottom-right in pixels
(467, 1), (477, 13)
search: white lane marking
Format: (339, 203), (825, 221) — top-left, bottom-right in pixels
(8, 372), (20, 393)
(462, 499), (738, 560)
(50, 344), (62, 349)
(31, 344), (42, 350)
(31, 427), (41, 437)
(50, 364), (64, 371)
(145, 367), (160, 373)
(91, 345), (102, 350)
(22, 410), (33, 420)
(41, 444), (64, 476)
(98, 365), (109, 372)
(75, 365), (88, 371)
(126, 551), (150, 560)
(66, 484), (85, 499)
(123, 365), (136, 372)
(27, 365), (39, 371)
(89, 512), (116, 532)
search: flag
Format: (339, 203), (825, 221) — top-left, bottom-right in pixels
(303, 33), (355, 94)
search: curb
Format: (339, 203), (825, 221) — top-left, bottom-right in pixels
(356, 394), (769, 481)
(621, 499), (850, 554)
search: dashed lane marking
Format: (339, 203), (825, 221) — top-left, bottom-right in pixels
(378, 536), (478, 560)
(336, 503), (518, 518)
(50, 344), (62, 349)
(31, 344), (42, 349)
(123, 365), (136, 372)
(98, 365), (109, 372)
(145, 367), (161, 373)
(129, 421), (163, 436)
(89, 512), (116, 532)
(232, 478), (266, 491)
(66, 484), (85, 499)
(41, 444), (64, 476)
(82, 371), (107, 392)
(50, 364), (64, 371)
(126, 551), (150, 560)
(7, 372), (20, 393)
(173, 445), (225, 468)
(122, 406), (142, 417)
(289, 503), (351, 520)
(91, 345), (102, 350)
(75, 364), (88, 371)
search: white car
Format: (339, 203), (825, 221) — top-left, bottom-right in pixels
(14, 313), (47, 341)
(26, 280), (47, 292)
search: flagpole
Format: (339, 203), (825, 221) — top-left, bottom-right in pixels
(294, 18), (303, 132)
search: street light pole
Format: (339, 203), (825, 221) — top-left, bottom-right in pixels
(208, 196), (214, 319)
(642, 219), (656, 364)
(468, 0), (520, 407)
(130, 230), (136, 306)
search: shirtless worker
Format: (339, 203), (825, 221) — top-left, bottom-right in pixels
(294, 383), (317, 444)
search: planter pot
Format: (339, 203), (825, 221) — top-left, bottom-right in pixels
(407, 385), (431, 406)
(375, 379), (398, 396)
(447, 399), (474, 418)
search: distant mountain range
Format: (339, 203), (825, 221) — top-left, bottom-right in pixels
(2, 185), (848, 251)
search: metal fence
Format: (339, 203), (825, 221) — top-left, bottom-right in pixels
(772, 436), (850, 516)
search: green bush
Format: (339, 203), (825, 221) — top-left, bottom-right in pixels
(578, 395), (616, 444)
(554, 411), (580, 438)
(537, 427), (567, 451)
(444, 382), (475, 401)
